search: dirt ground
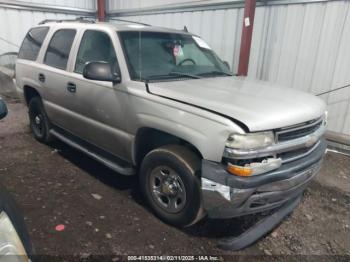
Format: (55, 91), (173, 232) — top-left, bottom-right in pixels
(0, 76), (350, 260)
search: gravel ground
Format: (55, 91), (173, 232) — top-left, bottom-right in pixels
(0, 79), (349, 260)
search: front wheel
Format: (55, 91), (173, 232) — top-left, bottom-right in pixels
(139, 145), (204, 227)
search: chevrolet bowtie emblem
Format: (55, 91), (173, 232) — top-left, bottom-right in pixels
(305, 135), (318, 147)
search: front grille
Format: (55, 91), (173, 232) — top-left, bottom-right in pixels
(276, 118), (323, 142)
(277, 141), (320, 163)
(278, 147), (311, 161)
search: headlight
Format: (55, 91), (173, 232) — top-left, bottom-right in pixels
(225, 131), (275, 150)
(0, 211), (27, 260)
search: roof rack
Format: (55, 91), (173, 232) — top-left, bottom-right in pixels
(39, 17), (96, 25)
(108, 18), (150, 26)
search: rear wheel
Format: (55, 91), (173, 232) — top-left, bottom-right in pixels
(139, 145), (204, 227)
(28, 97), (53, 143)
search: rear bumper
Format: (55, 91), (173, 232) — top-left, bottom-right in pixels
(201, 139), (326, 219)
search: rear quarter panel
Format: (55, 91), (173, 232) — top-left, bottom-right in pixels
(15, 59), (45, 102)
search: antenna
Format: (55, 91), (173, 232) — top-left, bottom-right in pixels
(183, 26), (188, 32)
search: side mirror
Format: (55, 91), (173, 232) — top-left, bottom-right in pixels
(223, 61), (230, 71)
(83, 62), (121, 84)
(0, 99), (7, 120)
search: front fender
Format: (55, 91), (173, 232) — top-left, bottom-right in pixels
(127, 90), (245, 162)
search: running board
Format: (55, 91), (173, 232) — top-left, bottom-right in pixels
(49, 129), (136, 176)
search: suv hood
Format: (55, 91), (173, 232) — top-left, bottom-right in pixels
(148, 77), (326, 131)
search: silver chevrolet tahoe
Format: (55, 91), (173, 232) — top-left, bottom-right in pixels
(15, 19), (327, 237)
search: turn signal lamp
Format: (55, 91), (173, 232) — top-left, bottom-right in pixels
(227, 163), (253, 177)
(227, 158), (282, 177)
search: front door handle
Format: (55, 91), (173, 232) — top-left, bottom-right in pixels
(67, 82), (76, 93)
(38, 73), (45, 83)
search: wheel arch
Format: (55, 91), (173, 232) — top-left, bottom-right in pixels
(133, 127), (203, 167)
(23, 85), (41, 105)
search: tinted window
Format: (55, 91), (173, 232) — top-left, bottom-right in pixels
(44, 29), (76, 70)
(75, 30), (118, 74)
(18, 27), (49, 61)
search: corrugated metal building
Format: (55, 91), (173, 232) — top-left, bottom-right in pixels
(108, 0), (350, 136)
(0, 0), (349, 137)
(0, 0), (95, 53)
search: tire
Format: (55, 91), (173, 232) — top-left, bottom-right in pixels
(139, 144), (204, 227)
(28, 97), (53, 143)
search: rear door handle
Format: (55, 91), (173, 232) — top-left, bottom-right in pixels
(38, 73), (45, 83)
(67, 82), (76, 93)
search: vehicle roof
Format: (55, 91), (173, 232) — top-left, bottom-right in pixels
(37, 21), (194, 35)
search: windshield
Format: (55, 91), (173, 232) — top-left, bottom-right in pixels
(119, 31), (232, 81)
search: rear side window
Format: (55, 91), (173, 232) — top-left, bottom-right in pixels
(18, 27), (49, 61)
(44, 29), (76, 70)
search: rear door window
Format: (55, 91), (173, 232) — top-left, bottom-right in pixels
(44, 29), (76, 70)
(18, 27), (49, 61)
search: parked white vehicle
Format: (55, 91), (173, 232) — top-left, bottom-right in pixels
(15, 19), (327, 249)
(0, 98), (32, 261)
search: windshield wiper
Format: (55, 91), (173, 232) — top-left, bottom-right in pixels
(199, 70), (233, 77)
(144, 72), (201, 81)
(168, 71), (201, 79)
(144, 74), (176, 80)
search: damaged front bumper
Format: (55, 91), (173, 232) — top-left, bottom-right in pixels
(201, 139), (326, 219)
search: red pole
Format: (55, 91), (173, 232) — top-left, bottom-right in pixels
(237, 0), (256, 76)
(97, 0), (106, 22)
